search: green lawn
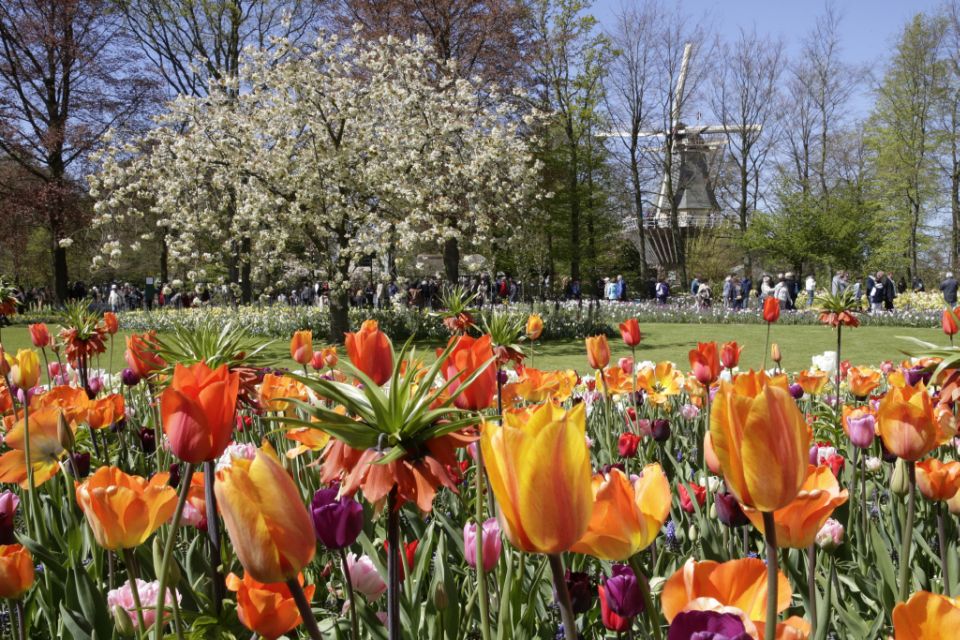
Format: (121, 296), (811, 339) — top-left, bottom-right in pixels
(0, 322), (946, 374)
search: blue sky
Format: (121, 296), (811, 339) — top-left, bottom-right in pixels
(591, 0), (944, 117)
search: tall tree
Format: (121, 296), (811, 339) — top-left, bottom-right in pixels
(710, 27), (783, 275)
(868, 12), (947, 279)
(941, 1), (960, 272)
(528, 0), (611, 284)
(0, 0), (156, 301)
(605, 0), (660, 286)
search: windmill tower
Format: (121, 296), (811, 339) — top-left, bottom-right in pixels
(606, 43), (760, 271)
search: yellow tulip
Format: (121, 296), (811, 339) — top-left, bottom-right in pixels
(6, 349), (39, 390)
(878, 382), (940, 462)
(481, 402), (592, 554)
(710, 379), (809, 512)
(215, 445), (316, 583)
(571, 464), (670, 560)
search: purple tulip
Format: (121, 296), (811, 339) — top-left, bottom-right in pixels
(121, 367), (141, 387)
(604, 564), (645, 618)
(311, 486), (364, 549)
(564, 570), (594, 614)
(138, 427), (156, 454)
(667, 610), (752, 640)
(0, 491), (20, 545)
(714, 491), (749, 528)
(652, 418), (671, 442)
(904, 366), (931, 387)
(87, 376), (104, 397)
(788, 383), (804, 399)
(845, 412), (876, 449)
(66, 452), (91, 478)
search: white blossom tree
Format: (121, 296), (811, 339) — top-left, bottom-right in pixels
(90, 31), (542, 339)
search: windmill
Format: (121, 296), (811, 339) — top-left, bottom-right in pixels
(604, 43), (760, 270)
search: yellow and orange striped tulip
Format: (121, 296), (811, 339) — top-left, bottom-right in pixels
(215, 445), (316, 583)
(481, 402), (592, 554)
(916, 458), (960, 502)
(710, 379), (809, 512)
(585, 335), (611, 370)
(5, 349), (39, 390)
(289, 330), (313, 366)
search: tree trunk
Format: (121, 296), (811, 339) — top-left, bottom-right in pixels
(952, 170), (960, 274)
(443, 236), (459, 284)
(53, 244), (69, 302)
(159, 234), (169, 283)
(328, 287), (351, 344)
(630, 151), (648, 284)
(566, 119), (581, 282)
(240, 236), (252, 304)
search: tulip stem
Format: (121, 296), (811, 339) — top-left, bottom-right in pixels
(204, 461), (225, 613)
(284, 578), (322, 640)
(897, 460), (916, 603)
(21, 399), (37, 541)
(762, 322), (770, 371)
(547, 554), (577, 640)
(474, 448), (492, 640)
(762, 511), (778, 640)
(628, 554), (662, 640)
(939, 502), (951, 597)
(386, 489), (401, 640)
(834, 325), (842, 414)
(338, 548), (361, 640)
(121, 547), (147, 632)
(155, 463), (193, 640)
(807, 544), (817, 637)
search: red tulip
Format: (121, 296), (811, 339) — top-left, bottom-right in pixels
(441, 334), (496, 411)
(103, 312), (119, 335)
(344, 320), (393, 385)
(619, 318), (642, 347)
(618, 433), (641, 458)
(763, 297), (780, 323)
(689, 342), (721, 386)
(943, 308), (959, 337)
(598, 583), (633, 631)
(719, 341), (742, 370)
(28, 323), (51, 349)
(678, 482), (707, 513)
(161, 362), (240, 464)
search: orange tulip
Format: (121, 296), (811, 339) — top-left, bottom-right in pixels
(795, 369), (830, 396)
(259, 373), (307, 413)
(916, 458), (960, 502)
(481, 402), (592, 554)
(892, 591), (960, 639)
(289, 330), (313, 366)
(619, 318), (642, 347)
(76, 466), (177, 549)
(710, 378), (809, 512)
(585, 335), (611, 370)
(85, 394), (125, 430)
(719, 341), (742, 370)
(847, 367), (881, 398)
(778, 616), (812, 640)
(226, 572), (316, 640)
(0, 544), (34, 599)
(28, 323), (51, 349)
(501, 367), (578, 406)
(661, 558), (791, 626)
(771, 342), (782, 364)
(0, 407), (74, 488)
(689, 342), (721, 385)
(570, 465), (670, 560)
(125, 332), (166, 379)
(344, 320), (393, 385)
(763, 296), (780, 323)
(743, 465), (848, 548)
(215, 445), (316, 583)
(161, 362), (240, 464)
(526, 314), (544, 341)
(441, 334), (496, 411)
(943, 309), (959, 337)
(319, 346), (338, 369)
(878, 382), (941, 461)
(103, 311), (119, 335)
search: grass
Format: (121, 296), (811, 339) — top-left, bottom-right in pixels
(0, 322), (946, 374)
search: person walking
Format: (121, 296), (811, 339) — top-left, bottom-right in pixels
(774, 275), (790, 310)
(868, 271), (886, 313)
(655, 275), (670, 304)
(940, 272), (959, 305)
(690, 276), (700, 296)
(760, 275), (774, 302)
(805, 274), (816, 307)
(884, 274), (897, 311)
(740, 275), (752, 309)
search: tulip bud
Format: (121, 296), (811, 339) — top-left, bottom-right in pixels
(120, 367), (141, 387)
(433, 581), (449, 610)
(865, 456), (882, 473)
(66, 452), (91, 478)
(788, 383), (804, 399)
(113, 605), (135, 637)
(311, 487), (364, 550)
(564, 570), (595, 614)
(687, 525), (699, 542)
(771, 342), (782, 364)
(651, 418), (671, 442)
(57, 411), (75, 453)
(603, 565), (645, 618)
(815, 518), (844, 552)
(891, 459), (910, 496)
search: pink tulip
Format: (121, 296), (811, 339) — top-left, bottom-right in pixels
(107, 579), (180, 630)
(815, 518), (844, 551)
(346, 553), (387, 600)
(463, 518), (502, 573)
(845, 412), (876, 449)
(680, 403), (700, 421)
(618, 357), (634, 375)
(48, 362), (61, 378)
